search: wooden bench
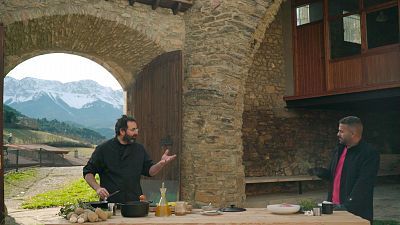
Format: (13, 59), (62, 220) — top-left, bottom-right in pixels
(245, 154), (400, 194)
(377, 154), (400, 176)
(245, 175), (321, 194)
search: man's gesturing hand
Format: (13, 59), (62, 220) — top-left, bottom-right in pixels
(160, 149), (177, 165)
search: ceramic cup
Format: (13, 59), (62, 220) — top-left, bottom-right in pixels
(175, 201), (187, 216)
(312, 207), (321, 216)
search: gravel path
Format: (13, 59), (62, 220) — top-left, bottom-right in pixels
(5, 166), (84, 225)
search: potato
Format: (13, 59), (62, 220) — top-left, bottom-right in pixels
(84, 209), (93, 214)
(78, 213), (88, 222)
(66, 212), (75, 220)
(87, 211), (98, 223)
(95, 208), (108, 221)
(69, 216), (78, 223)
(77, 217), (85, 223)
(107, 211), (113, 218)
(74, 207), (85, 215)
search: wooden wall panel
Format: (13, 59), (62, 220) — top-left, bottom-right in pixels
(128, 50), (182, 182)
(365, 49), (400, 85)
(328, 57), (363, 91)
(295, 22), (325, 96)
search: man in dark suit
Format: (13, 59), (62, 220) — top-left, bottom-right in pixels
(310, 116), (380, 223)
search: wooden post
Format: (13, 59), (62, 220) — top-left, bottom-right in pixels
(15, 150), (19, 172)
(0, 22), (5, 225)
(39, 148), (42, 167)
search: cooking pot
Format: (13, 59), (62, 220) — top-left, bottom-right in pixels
(118, 201), (149, 217)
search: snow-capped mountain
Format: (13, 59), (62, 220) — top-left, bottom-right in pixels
(4, 77), (123, 138)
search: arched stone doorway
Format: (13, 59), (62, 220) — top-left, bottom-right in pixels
(0, 1), (185, 217)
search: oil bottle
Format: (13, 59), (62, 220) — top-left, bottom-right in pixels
(155, 182), (171, 217)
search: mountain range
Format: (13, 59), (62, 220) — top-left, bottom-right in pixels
(4, 77), (123, 138)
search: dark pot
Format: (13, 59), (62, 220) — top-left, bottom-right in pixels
(322, 202), (333, 214)
(119, 201), (149, 217)
(88, 201), (108, 209)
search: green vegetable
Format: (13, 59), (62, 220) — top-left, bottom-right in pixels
(58, 200), (95, 218)
(298, 199), (317, 211)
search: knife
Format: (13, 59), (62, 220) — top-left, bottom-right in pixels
(105, 190), (120, 201)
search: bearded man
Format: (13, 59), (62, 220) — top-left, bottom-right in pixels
(83, 115), (176, 203)
(310, 116), (380, 223)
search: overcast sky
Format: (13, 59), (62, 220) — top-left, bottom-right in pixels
(6, 53), (122, 90)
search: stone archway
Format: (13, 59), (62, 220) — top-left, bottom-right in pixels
(0, 1), (186, 215)
(1, 1), (185, 90)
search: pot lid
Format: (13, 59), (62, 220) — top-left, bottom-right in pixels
(220, 205), (246, 212)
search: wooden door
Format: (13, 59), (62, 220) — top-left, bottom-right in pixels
(295, 21), (325, 96)
(0, 22), (5, 222)
(128, 50), (182, 202)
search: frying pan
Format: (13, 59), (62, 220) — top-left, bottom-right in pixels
(87, 190), (120, 209)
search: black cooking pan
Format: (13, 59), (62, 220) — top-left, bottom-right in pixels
(118, 201), (149, 217)
(87, 190), (120, 209)
(88, 201), (108, 209)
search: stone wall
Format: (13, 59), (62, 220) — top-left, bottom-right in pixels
(242, 8), (400, 195)
(243, 10), (340, 174)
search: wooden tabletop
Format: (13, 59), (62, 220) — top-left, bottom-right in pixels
(45, 208), (369, 225)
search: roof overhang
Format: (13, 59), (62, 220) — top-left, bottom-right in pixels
(284, 87), (400, 111)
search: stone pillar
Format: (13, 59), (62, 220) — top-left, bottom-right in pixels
(181, 0), (269, 207)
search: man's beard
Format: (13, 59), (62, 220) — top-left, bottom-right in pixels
(123, 134), (136, 144)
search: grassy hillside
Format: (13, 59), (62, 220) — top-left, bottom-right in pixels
(4, 104), (106, 144)
(4, 128), (84, 146)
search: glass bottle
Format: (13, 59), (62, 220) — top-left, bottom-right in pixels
(155, 182), (171, 217)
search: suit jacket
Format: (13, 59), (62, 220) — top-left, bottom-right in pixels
(317, 140), (380, 222)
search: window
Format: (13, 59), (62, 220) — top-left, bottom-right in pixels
(330, 16), (362, 59)
(328, 0), (399, 59)
(296, 1), (323, 26)
(366, 6), (399, 48)
(343, 14), (361, 44)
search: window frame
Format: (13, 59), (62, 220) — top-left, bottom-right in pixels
(327, 0), (399, 60)
(295, 1), (324, 27)
(365, 5), (399, 49)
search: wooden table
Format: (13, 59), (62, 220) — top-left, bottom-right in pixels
(45, 208), (369, 225)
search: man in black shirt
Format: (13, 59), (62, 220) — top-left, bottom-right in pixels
(83, 115), (176, 203)
(310, 116), (380, 223)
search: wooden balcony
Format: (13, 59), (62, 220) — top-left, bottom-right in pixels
(286, 0), (400, 108)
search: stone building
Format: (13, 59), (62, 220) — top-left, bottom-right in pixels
(0, 0), (399, 208)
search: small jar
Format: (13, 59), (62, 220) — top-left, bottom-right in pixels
(108, 203), (116, 216)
